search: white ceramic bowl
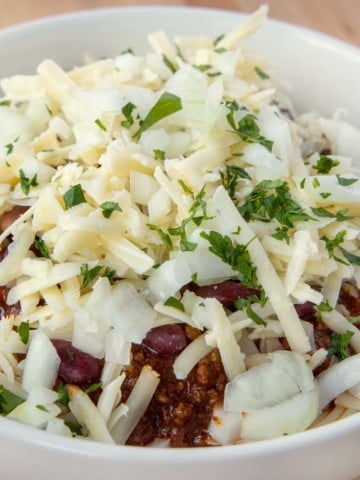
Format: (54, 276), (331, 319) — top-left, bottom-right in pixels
(0, 7), (360, 480)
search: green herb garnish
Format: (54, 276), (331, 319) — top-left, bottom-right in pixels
(18, 321), (30, 345)
(100, 201), (122, 219)
(328, 331), (354, 360)
(0, 385), (24, 414)
(164, 296), (185, 311)
(56, 383), (69, 406)
(95, 118), (107, 131)
(34, 237), (51, 259)
(63, 184), (87, 209)
(311, 207), (351, 222)
(162, 54), (178, 73)
(336, 175), (358, 187)
(148, 224), (173, 250)
(0, 99), (11, 107)
(220, 164), (251, 200)
(200, 230), (259, 289)
(80, 264), (103, 288)
(254, 66), (269, 80)
(121, 102), (136, 129)
(84, 382), (102, 394)
(320, 192), (331, 199)
(135, 92), (182, 138)
(225, 101), (273, 151)
(313, 155), (340, 174)
(153, 149), (165, 161)
(177, 179), (193, 195)
(19, 169), (38, 195)
(246, 305), (267, 326)
(339, 247), (360, 266)
(321, 230), (347, 262)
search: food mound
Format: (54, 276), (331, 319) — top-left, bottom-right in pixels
(0, 6), (359, 447)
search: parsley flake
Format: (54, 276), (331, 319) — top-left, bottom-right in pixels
(34, 237), (51, 259)
(246, 305), (267, 326)
(313, 155), (340, 174)
(220, 164), (251, 200)
(0, 385), (24, 414)
(18, 321), (30, 345)
(339, 247), (360, 266)
(121, 102), (136, 129)
(80, 264), (103, 288)
(312, 177), (320, 188)
(320, 192), (331, 199)
(200, 230), (259, 289)
(336, 175), (358, 186)
(162, 54), (178, 73)
(36, 404), (49, 412)
(177, 179), (193, 195)
(100, 201), (122, 219)
(95, 118), (107, 131)
(84, 382), (102, 394)
(225, 102), (273, 151)
(321, 230), (348, 265)
(153, 149), (165, 161)
(135, 92), (182, 138)
(254, 66), (269, 80)
(239, 179), (313, 227)
(19, 169), (38, 195)
(63, 184), (87, 209)
(0, 99), (11, 107)
(148, 224), (173, 250)
(164, 296), (185, 311)
(328, 331), (354, 360)
(56, 383), (69, 406)
(311, 207), (351, 222)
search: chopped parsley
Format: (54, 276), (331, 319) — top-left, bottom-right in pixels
(18, 321), (30, 345)
(0, 99), (11, 107)
(320, 230), (347, 262)
(95, 118), (107, 131)
(320, 192), (331, 199)
(225, 101), (273, 152)
(168, 187), (211, 252)
(80, 264), (103, 288)
(313, 155), (340, 174)
(177, 179), (193, 195)
(339, 247), (360, 266)
(84, 382), (102, 394)
(214, 47), (227, 54)
(162, 54), (178, 73)
(36, 404), (49, 412)
(65, 421), (83, 436)
(56, 383), (69, 406)
(153, 149), (165, 161)
(213, 33), (225, 46)
(300, 178), (306, 189)
(220, 164), (251, 200)
(328, 331), (354, 361)
(19, 169), (38, 195)
(34, 237), (51, 259)
(200, 230), (259, 289)
(239, 179), (313, 227)
(121, 102), (136, 129)
(272, 226), (291, 244)
(100, 201), (122, 219)
(310, 207), (351, 222)
(254, 66), (269, 80)
(193, 64), (212, 72)
(148, 224), (173, 250)
(336, 175), (358, 187)
(103, 267), (117, 285)
(312, 177), (320, 188)
(164, 296), (185, 311)
(245, 305), (267, 326)
(0, 385), (24, 414)
(63, 184), (87, 209)
(316, 300), (333, 320)
(135, 92), (182, 138)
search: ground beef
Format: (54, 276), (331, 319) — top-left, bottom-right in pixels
(122, 332), (227, 447)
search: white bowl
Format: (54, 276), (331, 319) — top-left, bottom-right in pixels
(0, 7), (360, 480)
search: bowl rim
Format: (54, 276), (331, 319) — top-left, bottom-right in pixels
(0, 4), (360, 461)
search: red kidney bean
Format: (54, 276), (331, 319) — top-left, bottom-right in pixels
(338, 282), (360, 318)
(189, 281), (259, 307)
(0, 206), (28, 233)
(294, 302), (317, 321)
(52, 339), (103, 385)
(143, 325), (187, 355)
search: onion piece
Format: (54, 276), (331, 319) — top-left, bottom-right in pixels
(111, 365), (160, 444)
(224, 351), (314, 412)
(68, 385), (115, 444)
(317, 353), (360, 409)
(208, 405), (242, 446)
(241, 387), (320, 441)
(22, 329), (60, 393)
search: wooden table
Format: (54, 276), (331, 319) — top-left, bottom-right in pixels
(1, 0), (360, 47)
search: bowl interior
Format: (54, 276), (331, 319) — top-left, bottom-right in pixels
(0, 6), (360, 126)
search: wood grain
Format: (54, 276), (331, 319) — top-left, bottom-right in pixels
(0, 0), (359, 47)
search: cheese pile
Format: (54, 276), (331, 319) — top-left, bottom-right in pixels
(0, 5), (360, 445)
